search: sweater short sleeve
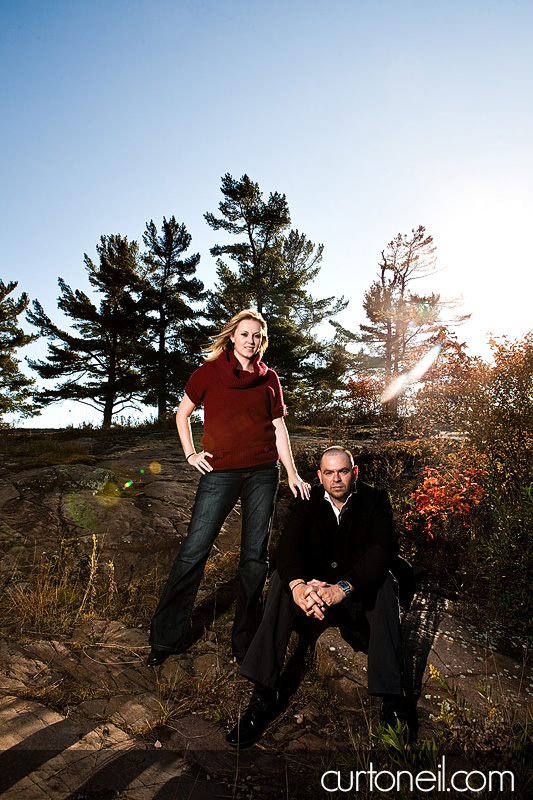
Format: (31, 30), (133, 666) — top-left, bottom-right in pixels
(268, 370), (288, 419)
(184, 364), (209, 407)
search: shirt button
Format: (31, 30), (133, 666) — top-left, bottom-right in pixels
(331, 562), (337, 569)
(264, 446), (270, 452)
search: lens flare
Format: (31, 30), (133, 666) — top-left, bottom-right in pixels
(66, 491), (98, 530)
(149, 461), (162, 474)
(123, 481), (133, 488)
(380, 345), (441, 404)
(94, 481), (121, 507)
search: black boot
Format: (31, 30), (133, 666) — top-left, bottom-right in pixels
(226, 688), (279, 748)
(146, 648), (170, 667)
(379, 694), (417, 740)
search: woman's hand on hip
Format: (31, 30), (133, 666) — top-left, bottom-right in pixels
(187, 451), (213, 474)
(288, 473), (311, 500)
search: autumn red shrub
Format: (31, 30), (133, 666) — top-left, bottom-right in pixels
(345, 373), (385, 418)
(404, 466), (486, 540)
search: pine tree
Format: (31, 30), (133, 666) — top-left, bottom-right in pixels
(140, 217), (206, 421)
(0, 279), (37, 420)
(204, 173), (347, 418)
(356, 226), (468, 414)
(27, 235), (149, 427)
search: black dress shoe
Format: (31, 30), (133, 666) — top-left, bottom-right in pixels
(146, 648), (170, 667)
(226, 692), (278, 748)
(380, 695), (416, 739)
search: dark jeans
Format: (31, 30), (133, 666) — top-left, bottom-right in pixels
(149, 466), (279, 658)
(239, 571), (404, 695)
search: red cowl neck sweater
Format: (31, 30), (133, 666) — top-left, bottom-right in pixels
(184, 352), (287, 470)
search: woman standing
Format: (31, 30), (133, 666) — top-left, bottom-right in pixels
(148, 309), (310, 666)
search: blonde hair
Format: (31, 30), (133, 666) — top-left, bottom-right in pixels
(203, 309), (269, 362)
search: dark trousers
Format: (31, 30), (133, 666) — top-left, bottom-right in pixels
(239, 571), (404, 695)
(149, 466), (279, 659)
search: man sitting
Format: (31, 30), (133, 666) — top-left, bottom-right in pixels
(226, 446), (413, 748)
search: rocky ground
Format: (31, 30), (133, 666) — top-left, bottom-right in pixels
(0, 429), (532, 799)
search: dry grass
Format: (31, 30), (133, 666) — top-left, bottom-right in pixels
(0, 532), (241, 642)
(17, 682), (115, 716)
(0, 547), (165, 640)
(0, 437), (95, 468)
(2, 561), (84, 637)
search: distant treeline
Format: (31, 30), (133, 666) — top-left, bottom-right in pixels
(0, 171), (509, 431)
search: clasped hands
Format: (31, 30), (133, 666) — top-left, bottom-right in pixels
(291, 579), (345, 620)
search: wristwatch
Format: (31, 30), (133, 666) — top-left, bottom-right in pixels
(337, 580), (352, 599)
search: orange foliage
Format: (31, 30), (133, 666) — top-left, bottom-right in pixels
(345, 374), (384, 415)
(404, 466), (486, 540)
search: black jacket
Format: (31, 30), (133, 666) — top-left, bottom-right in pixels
(276, 481), (400, 606)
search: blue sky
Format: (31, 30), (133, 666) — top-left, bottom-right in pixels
(2, 0), (532, 426)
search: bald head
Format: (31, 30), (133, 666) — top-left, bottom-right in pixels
(318, 448), (358, 509)
(319, 446), (354, 471)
